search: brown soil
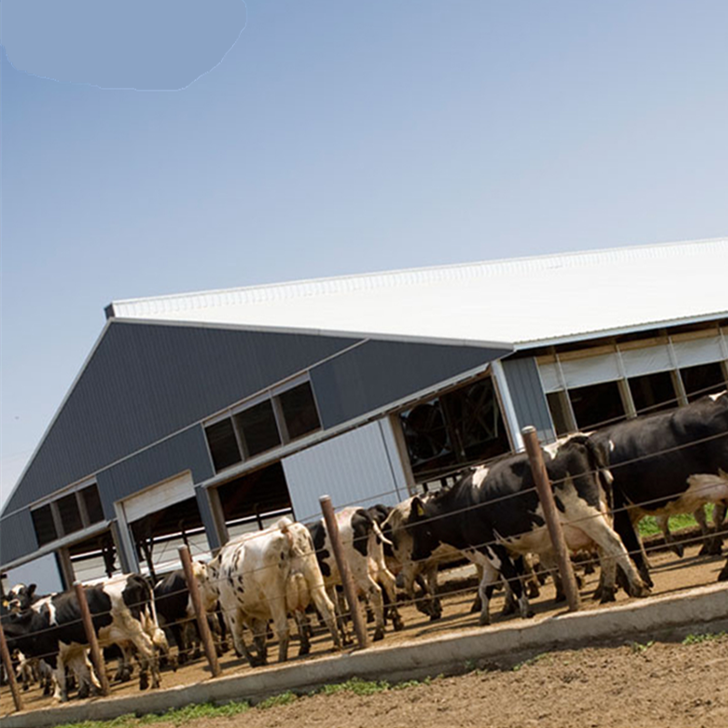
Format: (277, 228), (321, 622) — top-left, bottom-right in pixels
(3, 543), (727, 726)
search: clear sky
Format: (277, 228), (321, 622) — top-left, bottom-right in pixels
(2, 0), (728, 514)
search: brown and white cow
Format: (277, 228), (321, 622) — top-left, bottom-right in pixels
(199, 517), (340, 667)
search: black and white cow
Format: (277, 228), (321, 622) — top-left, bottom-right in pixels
(384, 435), (649, 626)
(590, 391), (728, 586)
(198, 517), (340, 667)
(153, 565), (225, 665)
(307, 507), (404, 642)
(3, 574), (165, 701)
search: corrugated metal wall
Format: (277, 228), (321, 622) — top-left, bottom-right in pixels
(501, 357), (555, 443)
(7, 322), (360, 513)
(311, 339), (509, 430)
(282, 420), (409, 524)
(0, 509), (36, 567)
(96, 426), (213, 514)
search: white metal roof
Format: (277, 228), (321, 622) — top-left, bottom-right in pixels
(108, 237), (728, 349)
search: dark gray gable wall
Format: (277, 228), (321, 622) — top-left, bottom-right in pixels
(313, 339), (512, 429)
(5, 321), (361, 514)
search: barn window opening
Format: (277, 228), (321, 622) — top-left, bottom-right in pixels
(568, 380), (626, 430)
(81, 484), (105, 525)
(546, 391), (573, 436)
(205, 418), (242, 471)
(628, 371), (677, 416)
(681, 362), (726, 401)
(57, 493), (84, 535)
(277, 382), (321, 441)
(31, 504), (58, 546)
(236, 399), (281, 457)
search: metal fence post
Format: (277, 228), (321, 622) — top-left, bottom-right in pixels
(179, 546), (222, 677)
(521, 427), (581, 613)
(0, 621), (24, 712)
(73, 582), (111, 696)
(320, 496), (369, 649)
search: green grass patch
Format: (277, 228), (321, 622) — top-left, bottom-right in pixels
(256, 691), (298, 709)
(638, 504), (714, 537)
(682, 631), (726, 645)
(512, 653), (548, 671)
(318, 677), (392, 696)
(55, 701), (251, 728)
(630, 640), (655, 654)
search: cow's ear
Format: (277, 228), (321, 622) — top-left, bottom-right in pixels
(28, 584), (37, 597)
(410, 497), (426, 520)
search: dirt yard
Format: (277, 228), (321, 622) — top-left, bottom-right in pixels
(146, 636), (728, 728)
(2, 542), (726, 726)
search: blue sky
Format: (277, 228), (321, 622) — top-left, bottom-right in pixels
(2, 0), (728, 514)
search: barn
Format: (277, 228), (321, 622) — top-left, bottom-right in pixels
(2, 238), (727, 588)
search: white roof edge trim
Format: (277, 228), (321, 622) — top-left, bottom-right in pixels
(109, 316), (516, 352)
(514, 311), (728, 350)
(107, 237), (728, 317)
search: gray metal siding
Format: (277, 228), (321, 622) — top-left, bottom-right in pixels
(311, 340), (510, 430)
(502, 357), (555, 443)
(96, 426), (214, 516)
(282, 421), (408, 525)
(0, 510), (37, 567)
(6, 322), (360, 513)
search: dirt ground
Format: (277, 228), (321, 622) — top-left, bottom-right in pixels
(2, 542), (727, 726)
(149, 637), (728, 728)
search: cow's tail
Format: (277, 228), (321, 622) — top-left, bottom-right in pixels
(372, 519), (394, 548)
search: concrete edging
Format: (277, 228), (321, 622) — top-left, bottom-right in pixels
(1, 581), (726, 728)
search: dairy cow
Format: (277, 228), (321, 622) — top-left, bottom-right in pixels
(590, 391), (728, 586)
(3, 574), (165, 701)
(153, 564), (225, 664)
(198, 517), (340, 667)
(384, 435), (648, 626)
(307, 507), (404, 642)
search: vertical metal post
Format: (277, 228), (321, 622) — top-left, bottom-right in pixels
(0, 621), (24, 712)
(73, 582), (110, 696)
(319, 496), (369, 649)
(179, 547), (222, 677)
(521, 427), (581, 613)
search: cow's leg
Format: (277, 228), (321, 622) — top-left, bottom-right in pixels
(248, 619), (270, 666)
(496, 549), (533, 621)
(697, 503), (726, 556)
(377, 565), (404, 631)
(573, 507), (650, 598)
(656, 513), (684, 557)
(364, 578), (386, 641)
(294, 610), (312, 656)
(474, 558), (500, 626)
(613, 499), (653, 588)
(469, 563), (484, 614)
(329, 586), (353, 646)
(51, 657), (67, 703)
(309, 585), (341, 650)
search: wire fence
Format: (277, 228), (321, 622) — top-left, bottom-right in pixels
(2, 388), (727, 705)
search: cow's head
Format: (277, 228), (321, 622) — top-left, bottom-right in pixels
(194, 560), (220, 609)
(6, 583), (37, 613)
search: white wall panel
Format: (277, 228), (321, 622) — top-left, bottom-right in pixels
(671, 336), (724, 368)
(560, 353), (621, 389)
(537, 362), (561, 393)
(620, 344), (673, 377)
(282, 421), (408, 524)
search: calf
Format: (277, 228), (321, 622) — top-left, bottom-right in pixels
(199, 517), (340, 667)
(3, 574), (164, 701)
(590, 391), (728, 586)
(307, 507), (403, 642)
(386, 436), (648, 626)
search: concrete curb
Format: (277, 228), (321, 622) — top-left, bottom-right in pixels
(2, 582), (726, 728)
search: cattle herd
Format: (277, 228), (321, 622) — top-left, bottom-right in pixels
(2, 391), (727, 707)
